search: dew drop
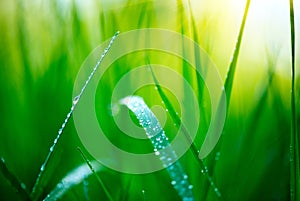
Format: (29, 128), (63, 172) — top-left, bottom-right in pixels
(73, 96), (80, 105)
(171, 180), (176, 185)
(155, 151), (160, 156)
(21, 183), (26, 189)
(188, 185), (193, 189)
(40, 165), (45, 171)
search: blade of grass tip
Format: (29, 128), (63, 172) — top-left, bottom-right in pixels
(209, 0), (251, 188)
(0, 157), (32, 201)
(30, 31), (120, 201)
(224, 0), (251, 107)
(148, 64), (223, 200)
(289, 0), (298, 200)
(77, 147), (113, 201)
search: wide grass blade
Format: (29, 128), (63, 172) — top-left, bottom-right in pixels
(224, 0), (251, 107)
(289, 0), (299, 200)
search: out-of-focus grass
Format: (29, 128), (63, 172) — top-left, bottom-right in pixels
(0, 0), (298, 200)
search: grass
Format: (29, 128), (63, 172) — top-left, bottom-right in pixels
(0, 0), (297, 200)
(289, 0), (299, 200)
(77, 147), (113, 201)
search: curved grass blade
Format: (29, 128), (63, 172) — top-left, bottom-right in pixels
(148, 64), (222, 199)
(178, 2), (213, 199)
(187, 0), (210, 130)
(77, 147), (113, 201)
(120, 96), (195, 201)
(289, 0), (299, 200)
(43, 161), (103, 201)
(0, 157), (32, 201)
(31, 31), (120, 201)
(224, 0), (251, 107)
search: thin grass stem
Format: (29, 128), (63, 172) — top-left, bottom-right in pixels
(77, 147), (113, 201)
(224, 0), (251, 107)
(148, 64), (223, 200)
(289, 0), (298, 200)
(30, 31), (120, 201)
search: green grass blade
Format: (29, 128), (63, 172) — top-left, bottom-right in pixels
(187, 0), (209, 131)
(289, 0), (299, 200)
(0, 157), (32, 201)
(209, 0), (251, 186)
(43, 160), (104, 201)
(184, 1), (215, 199)
(30, 31), (120, 201)
(148, 64), (223, 200)
(120, 95), (195, 200)
(224, 0), (251, 107)
(77, 147), (113, 201)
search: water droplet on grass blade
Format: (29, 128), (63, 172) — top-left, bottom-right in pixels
(73, 96), (80, 105)
(120, 96), (195, 201)
(31, 32), (120, 200)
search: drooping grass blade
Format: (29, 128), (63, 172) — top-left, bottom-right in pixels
(120, 96), (195, 201)
(43, 160), (104, 201)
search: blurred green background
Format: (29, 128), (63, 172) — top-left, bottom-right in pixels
(0, 0), (299, 200)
